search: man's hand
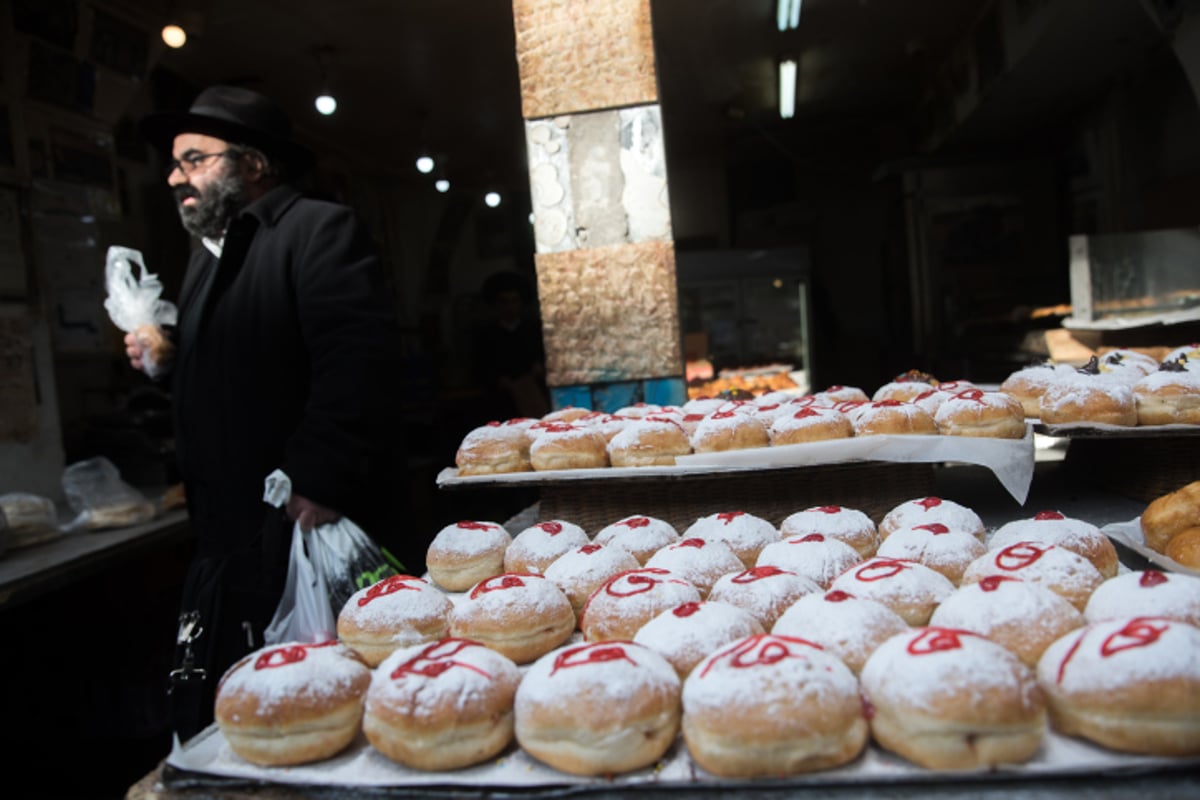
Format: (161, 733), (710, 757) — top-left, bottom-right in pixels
(124, 324), (174, 376)
(286, 493), (341, 532)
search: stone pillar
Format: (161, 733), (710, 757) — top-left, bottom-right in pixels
(512, 0), (685, 412)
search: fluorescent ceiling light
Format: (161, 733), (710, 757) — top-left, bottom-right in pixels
(777, 0), (802, 32)
(416, 155), (435, 173)
(484, 191), (501, 208)
(435, 179), (450, 193)
(162, 24), (187, 48)
(779, 59), (797, 119)
(314, 94), (337, 115)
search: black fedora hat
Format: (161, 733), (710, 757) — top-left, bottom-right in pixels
(140, 85), (313, 171)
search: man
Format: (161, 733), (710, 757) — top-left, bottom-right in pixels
(131, 85), (404, 739)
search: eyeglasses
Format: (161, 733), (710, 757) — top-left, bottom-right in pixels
(165, 150), (231, 179)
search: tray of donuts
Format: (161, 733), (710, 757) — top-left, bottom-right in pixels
(1000, 345), (1200, 434)
(445, 372), (1036, 502)
(1100, 480), (1200, 577)
(169, 501), (1200, 792)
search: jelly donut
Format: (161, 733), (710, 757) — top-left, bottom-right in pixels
(448, 573), (575, 664)
(933, 389), (1027, 439)
(581, 567), (702, 642)
(961, 542), (1105, 612)
(772, 589), (908, 675)
(515, 641), (682, 776)
(1037, 617), (1200, 756)
(849, 400), (938, 436)
(708, 566), (821, 630)
(779, 505), (879, 559)
(215, 640), (371, 766)
(827, 556), (955, 625)
(682, 510), (781, 569)
(426, 520), (512, 593)
(1039, 361), (1137, 427)
(455, 419), (534, 476)
(875, 523), (987, 585)
(879, 496), (985, 542)
(529, 423), (609, 470)
(592, 515), (680, 565)
(929, 575), (1085, 669)
(504, 519), (590, 575)
(336, 574), (453, 667)
(644, 537), (744, 597)
(633, 600), (764, 679)
(683, 633), (868, 777)
(363, 638), (521, 770)
(769, 405), (854, 445)
(689, 411), (769, 453)
(1000, 362), (1073, 418)
(861, 627), (1045, 769)
(607, 417), (692, 467)
(988, 511), (1118, 579)
(1133, 360), (1200, 425)
(757, 533), (863, 589)
(1084, 569), (1200, 627)
(543, 543), (640, 619)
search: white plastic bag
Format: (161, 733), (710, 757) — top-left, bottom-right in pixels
(103, 245), (178, 379)
(263, 522), (337, 644)
(61, 456), (156, 531)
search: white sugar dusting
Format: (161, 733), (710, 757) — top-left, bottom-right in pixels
(366, 640), (520, 718)
(757, 536), (863, 588)
(772, 592), (908, 672)
(515, 641), (681, 709)
(428, 521), (511, 557)
(880, 497), (984, 539)
(1037, 617), (1200, 692)
(1084, 571), (1200, 624)
(218, 642), (369, 715)
(338, 576), (453, 631)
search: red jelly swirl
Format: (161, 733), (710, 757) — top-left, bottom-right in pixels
(1100, 617), (1168, 657)
(711, 411), (738, 420)
(391, 638), (492, 681)
(815, 506), (842, 514)
(470, 574), (531, 598)
(979, 575), (1018, 592)
(676, 538), (706, 549)
(621, 516), (651, 529)
(792, 407), (822, 419)
(254, 640), (337, 670)
(994, 542), (1048, 571)
(798, 533), (826, 543)
(537, 521), (564, 534)
(605, 568), (672, 596)
(700, 633), (821, 677)
(456, 520), (498, 531)
(579, 543), (603, 554)
(550, 642), (637, 675)
(955, 389), (986, 403)
(732, 566), (787, 583)
(916, 497), (943, 510)
(1139, 570), (1168, 587)
(717, 511), (745, 524)
(824, 590), (853, 602)
(673, 601), (701, 618)
(906, 627), (977, 656)
(1034, 510), (1065, 521)
(914, 523), (950, 535)
(357, 574), (421, 606)
(854, 558), (911, 582)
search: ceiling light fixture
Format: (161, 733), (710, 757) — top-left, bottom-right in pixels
(435, 179), (450, 193)
(161, 23), (187, 48)
(776, 0), (802, 32)
(779, 59), (797, 119)
(416, 155), (435, 174)
(313, 47), (337, 116)
(484, 191), (502, 208)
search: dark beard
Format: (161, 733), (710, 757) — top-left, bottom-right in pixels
(174, 167), (247, 239)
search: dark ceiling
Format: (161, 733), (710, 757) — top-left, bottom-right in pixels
(95, 0), (1174, 195)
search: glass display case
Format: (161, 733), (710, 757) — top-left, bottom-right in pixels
(676, 247), (812, 394)
(1066, 227), (1200, 330)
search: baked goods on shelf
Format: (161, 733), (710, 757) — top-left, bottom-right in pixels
(592, 515), (680, 565)
(1165, 527), (1200, 568)
(861, 627), (1046, 769)
(756, 533), (863, 589)
(682, 510), (780, 569)
(771, 589), (908, 675)
(828, 556), (955, 625)
(529, 423), (609, 470)
(426, 520), (512, 592)
(1000, 362), (1072, 418)
(1036, 617), (1200, 756)
(633, 600), (764, 679)
(1133, 360), (1200, 425)
(544, 546), (638, 623)
(707, 566), (821, 630)
(363, 638), (521, 770)
(1097, 349), (1158, 384)
(812, 384), (869, 404)
(580, 567), (702, 642)
(768, 405), (854, 445)
(455, 420), (534, 476)
(503, 519), (590, 574)
(1039, 360), (1138, 427)
(447, 573), (575, 664)
(875, 523), (987, 585)
(988, 511), (1119, 579)
(607, 417), (692, 467)
(932, 389), (1027, 439)
(682, 633), (868, 777)
(779, 505), (879, 558)
(961, 542), (1105, 612)
(689, 410), (770, 453)
(514, 641), (682, 775)
(1084, 570), (1200, 627)
(644, 537), (744, 597)
(929, 575), (1085, 669)
(214, 640), (371, 767)
(849, 400), (939, 436)
(336, 575), (453, 667)
(879, 496), (986, 542)
(1139, 479), (1200, 553)
(872, 370), (939, 403)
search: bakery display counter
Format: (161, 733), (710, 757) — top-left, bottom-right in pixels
(438, 428), (1034, 531)
(0, 507), (189, 611)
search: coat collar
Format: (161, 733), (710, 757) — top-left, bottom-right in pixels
(236, 183), (301, 228)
